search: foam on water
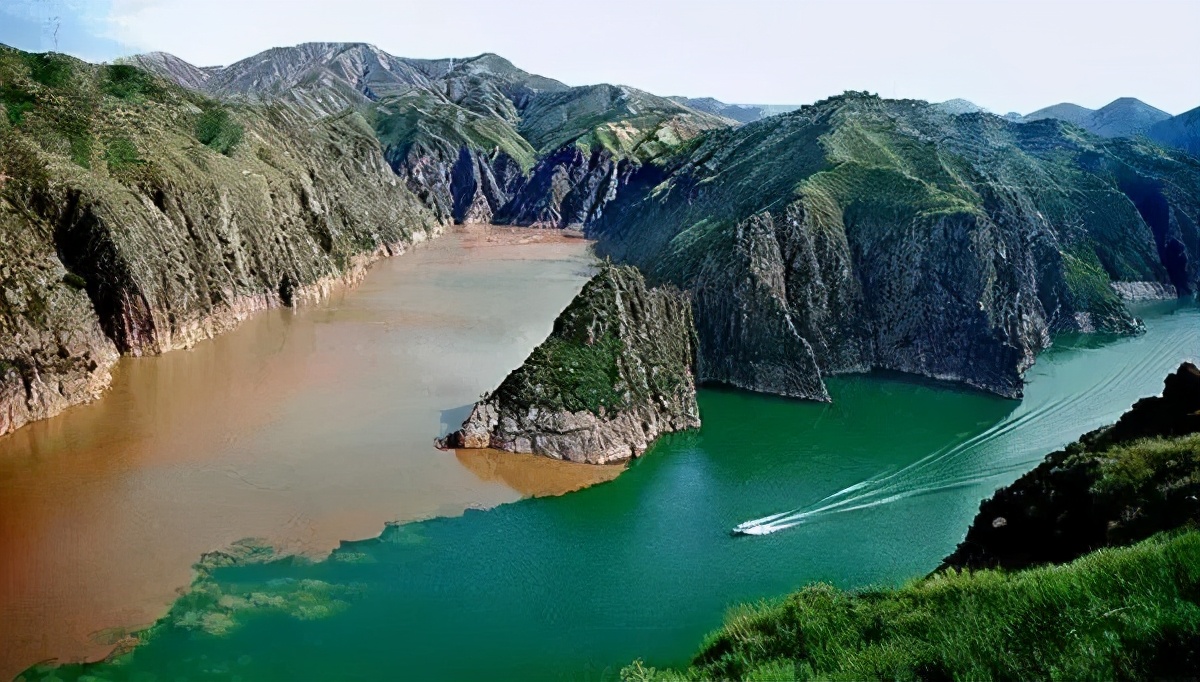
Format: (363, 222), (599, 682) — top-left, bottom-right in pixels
(733, 303), (1200, 536)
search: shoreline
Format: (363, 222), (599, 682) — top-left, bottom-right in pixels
(0, 227), (597, 678)
(0, 225), (444, 441)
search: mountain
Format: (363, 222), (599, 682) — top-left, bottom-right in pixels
(128, 43), (732, 227)
(0, 45), (439, 436)
(1148, 105), (1200, 157)
(933, 98), (988, 115)
(121, 51), (218, 91)
(1086, 97), (1172, 137)
(667, 96), (800, 124)
(8, 41), (1200, 429)
(1021, 102), (1095, 127)
(592, 92), (1200, 400)
(1020, 98), (1171, 137)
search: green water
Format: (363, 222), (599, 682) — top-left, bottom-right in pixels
(33, 301), (1200, 681)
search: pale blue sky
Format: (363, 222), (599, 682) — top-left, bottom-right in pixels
(1, 0), (1197, 115)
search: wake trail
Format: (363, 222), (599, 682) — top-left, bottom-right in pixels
(732, 358), (1136, 536)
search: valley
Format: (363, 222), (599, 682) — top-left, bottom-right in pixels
(2, 34), (1200, 682)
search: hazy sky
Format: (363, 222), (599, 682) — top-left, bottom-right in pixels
(1, 0), (1197, 114)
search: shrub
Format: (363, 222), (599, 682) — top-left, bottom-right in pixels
(195, 106), (244, 155)
(100, 64), (163, 101)
(20, 52), (71, 88)
(103, 137), (141, 171)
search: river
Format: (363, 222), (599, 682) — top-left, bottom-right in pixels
(0, 227), (609, 679)
(15, 296), (1199, 680)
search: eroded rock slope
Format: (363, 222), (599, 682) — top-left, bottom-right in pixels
(0, 46), (440, 436)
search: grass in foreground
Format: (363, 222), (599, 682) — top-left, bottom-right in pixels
(624, 531), (1200, 681)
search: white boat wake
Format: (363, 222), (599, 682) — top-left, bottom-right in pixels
(727, 336), (1185, 537)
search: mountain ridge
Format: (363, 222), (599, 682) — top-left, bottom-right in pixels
(1019, 97), (1173, 138)
(127, 42), (732, 227)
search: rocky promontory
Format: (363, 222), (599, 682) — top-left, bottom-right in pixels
(941, 362), (1200, 571)
(438, 263), (699, 464)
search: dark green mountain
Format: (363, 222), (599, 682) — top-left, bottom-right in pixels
(593, 93), (1200, 399)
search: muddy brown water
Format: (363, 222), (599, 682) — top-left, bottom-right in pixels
(0, 227), (608, 676)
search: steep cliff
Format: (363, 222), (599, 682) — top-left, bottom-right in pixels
(0, 46), (440, 436)
(941, 362), (1200, 571)
(594, 93), (1200, 400)
(438, 263), (699, 464)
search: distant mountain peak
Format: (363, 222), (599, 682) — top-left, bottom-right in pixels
(1019, 98), (1171, 138)
(933, 99), (990, 115)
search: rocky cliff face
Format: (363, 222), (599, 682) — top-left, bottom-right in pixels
(593, 93), (1200, 400)
(941, 362), (1200, 571)
(438, 264), (700, 464)
(0, 47), (440, 436)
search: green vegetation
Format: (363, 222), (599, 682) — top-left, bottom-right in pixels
(370, 90), (537, 173)
(100, 64), (164, 101)
(516, 84), (727, 162)
(61, 272), (87, 290)
(491, 264), (695, 417)
(500, 324), (627, 414)
(495, 266), (631, 413)
(195, 106), (244, 155)
(1062, 244), (1131, 328)
(103, 137), (142, 172)
(0, 81), (35, 125)
(625, 531), (1200, 681)
(0, 48), (95, 167)
(1096, 434), (1200, 499)
(19, 51), (73, 88)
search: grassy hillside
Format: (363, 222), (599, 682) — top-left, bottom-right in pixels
(626, 531), (1200, 681)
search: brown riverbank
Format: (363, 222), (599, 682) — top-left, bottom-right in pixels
(0, 226), (598, 678)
